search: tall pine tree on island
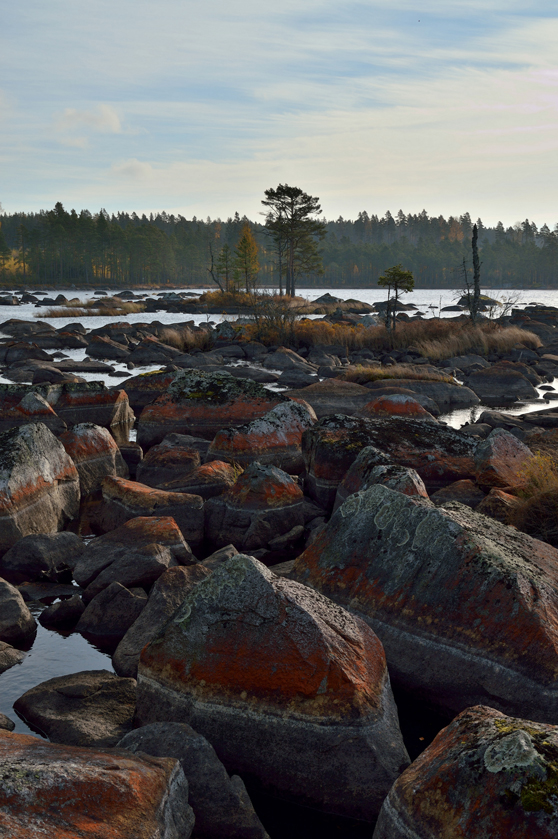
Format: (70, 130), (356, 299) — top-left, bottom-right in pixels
(233, 224), (259, 293)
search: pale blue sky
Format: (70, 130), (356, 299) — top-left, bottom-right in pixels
(1, 1), (557, 225)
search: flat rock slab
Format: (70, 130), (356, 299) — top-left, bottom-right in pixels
(374, 705), (558, 839)
(292, 485), (558, 722)
(0, 729), (194, 838)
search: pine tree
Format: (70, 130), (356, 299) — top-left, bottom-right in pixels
(233, 224), (259, 293)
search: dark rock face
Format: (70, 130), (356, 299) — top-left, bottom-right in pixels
(467, 366), (539, 402)
(374, 705), (558, 839)
(112, 565), (210, 678)
(119, 369), (176, 414)
(136, 437), (201, 487)
(137, 370), (287, 447)
(0, 578), (36, 646)
(39, 594), (85, 629)
(0, 531), (84, 585)
(136, 554), (409, 823)
(0, 423), (80, 554)
(118, 722), (270, 839)
(0, 641), (25, 674)
(292, 485), (558, 722)
(14, 670), (137, 747)
(204, 462), (304, 551)
(76, 582), (148, 644)
(100, 476), (204, 549)
(208, 400), (317, 475)
(0, 728), (194, 838)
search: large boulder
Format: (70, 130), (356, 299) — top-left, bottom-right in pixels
(356, 392), (437, 421)
(120, 369), (176, 413)
(374, 705), (558, 839)
(0, 641), (25, 674)
(43, 381), (134, 428)
(292, 485), (558, 722)
(113, 564), (210, 678)
(333, 449), (427, 512)
(136, 554), (409, 822)
(0, 729), (193, 838)
(0, 531), (84, 584)
(158, 460), (238, 500)
(76, 582), (148, 645)
(60, 422), (128, 495)
(467, 366), (539, 402)
(303, 414), (478, 509)
(204, 462), (304, 551)
(285, 378), (373, 417)
(0, 390), (67, 435)
(207, 400), (317, 474)
(137, 370), (287, 448)
(363, 378), (480, 412)
(14, 670), (137, 747)
(119, 722), (269, 839)
(430, 478), (487, 508)
(474, 427), (534, 490)
(136, 436), (201, 487)
(100, 476), (204, 549)
(0, 423), (80, 554)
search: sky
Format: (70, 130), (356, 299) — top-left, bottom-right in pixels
(1, 0), (557, 226)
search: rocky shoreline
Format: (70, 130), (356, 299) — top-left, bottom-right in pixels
(2, 302), (558, 835)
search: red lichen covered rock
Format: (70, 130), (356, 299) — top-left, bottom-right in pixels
(60, 422), (129, 496)
(49, 381), (134, 428)
(474, 427), (533, 489)
(0, 423), (80, 554)
(430, 478), (486, 508)
(356, 393), (437, 421)
(292, 484), (558, 722)
(0, 729), (194, 838)
(207, 400), (317, 474)
(285, 378), (373, 417)
(374, 705), (558, 839)
(136, 436), (201, 487)
(0, 391), (67, 435)
(303, 415), (478, 509)
(333, 448), (426, 512)
(204, 461), (304, 550)
(100, 476), (204, 548)
(158, 460), (237, 500)
(137, 370), (287, 448)
(476, 487), (523, 523)
(136, 553), (409, 822)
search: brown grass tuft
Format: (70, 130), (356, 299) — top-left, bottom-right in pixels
(340, 364), (455, 385)
(38, 298), (145, 318)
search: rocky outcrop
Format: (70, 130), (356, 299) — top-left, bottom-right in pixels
(0, 728), (194, 838)
(208, 400), (317, 474)
(204, 462), (304, 550)
(0, 423), (80, 554)
(137, 370), (287, 448)
(0, 531), (84, 584)
(292, 485), (558, 722)
(100, 476), (204, 549)
(136, 554), (409, 822)
(374, 705), (558, 839)
(14, 670), (137, 747)
(60, 422), (128, 495)
(113, 565), (210, 678)
(119, 722), (270, 839)
(333, 450), (427, 511)
(39, 593), (85, 629)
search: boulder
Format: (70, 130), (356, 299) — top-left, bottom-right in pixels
(355, 385), (441, 416)
(374, 705), (558, 839)
(334, 455), (428, 512)
(119, 440), (143, 479)
(467, 366), (539, 402)
(0, 390), (67, 435)
(474, 427), (534, 490)
(0, 423), (80, 554)
(0, 578), (36, 645)
(46, 381), (134, 428)
(76, 582), (148, 645)
(263, 347), (318, 373)
(476, 487), (523, 524)
(292, 485), (558, 721)
(100, 476), (204, 549)
(275, 368), (317, 388)
(0, 640), (25, 674)
(285, 379), (373, 417)
(119, 722), (269, 839)
(157, 460), (238, 500)
(136, 554), (409, 822)
(430, 479), (487, 508)
(113, 565), (210, 678)
(201, 543), (239, 571)
(356, 393), (437, 421)
(14, 670), (137, 747)
(120, 369), (176, 413)
(0, 729), (194, 838)
(136, 437), (201, 487)
(39, 593), (85, 629)
(0, 714), (15, 731)
(363, 378), (480, 412)
(60, 422), (128, 495)
(0, 531), (84, 584)
(208, 400), (317, 474)
(137, 370), (287, 448)
(86, 333), (131, 360)
(204, 462), (304, 551)
(303, 415), (479, 509)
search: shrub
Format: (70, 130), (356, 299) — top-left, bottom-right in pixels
(510, 452), (558, 547)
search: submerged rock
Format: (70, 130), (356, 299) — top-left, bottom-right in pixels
(136, 554), (409, 823)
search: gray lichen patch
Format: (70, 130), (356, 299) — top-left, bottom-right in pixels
(484, 730), (545, 776)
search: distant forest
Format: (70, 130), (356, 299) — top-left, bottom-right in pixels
(1, 202), (558, 289)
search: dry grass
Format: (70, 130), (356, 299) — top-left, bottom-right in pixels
(200, 290), (256, 308)
(157, 326), (213, 352)
(413, 324), (541, 361)
(340, 364), (456, 385)
(38, 297), (145, 318)
(509, 452), (558, 547)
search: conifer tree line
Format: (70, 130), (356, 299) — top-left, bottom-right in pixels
(1, 200), (557, 289)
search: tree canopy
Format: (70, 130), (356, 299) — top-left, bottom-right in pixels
(377, 263), (414, 331)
